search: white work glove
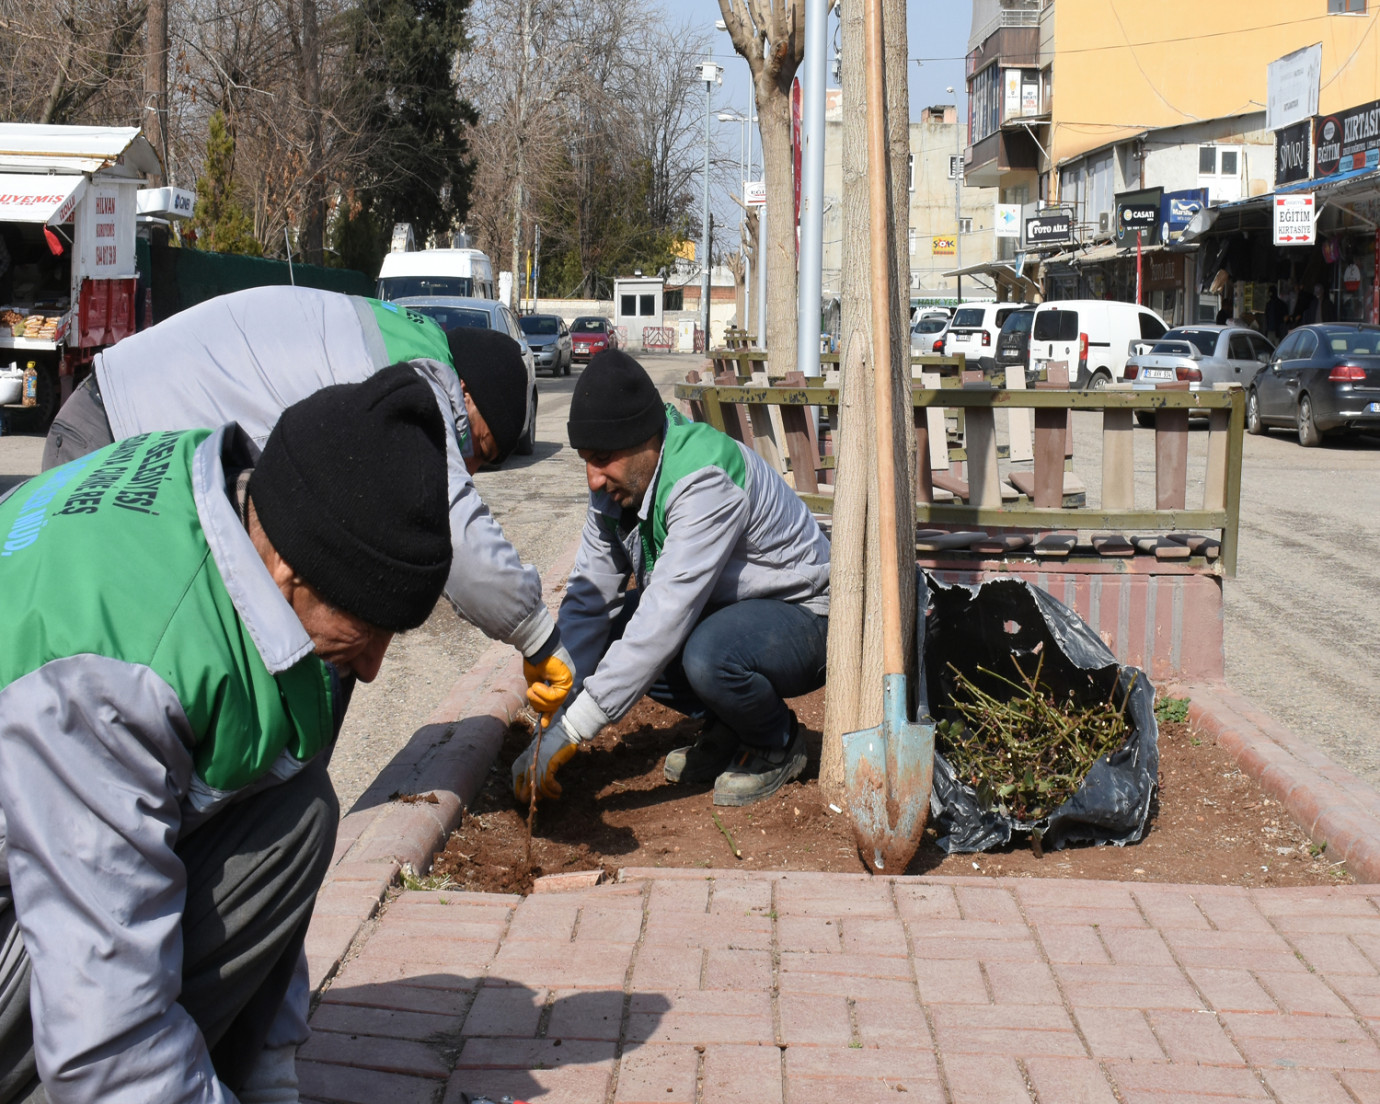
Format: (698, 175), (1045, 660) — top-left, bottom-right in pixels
(236, 1044), (299, 1104)
(512, 716), (587, 803)
(523, 642), (575, 727)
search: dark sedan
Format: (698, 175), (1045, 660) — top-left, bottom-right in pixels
(1248, 323), (1380, 446)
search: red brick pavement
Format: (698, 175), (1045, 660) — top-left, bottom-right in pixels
(300, 871), (1380, 1104)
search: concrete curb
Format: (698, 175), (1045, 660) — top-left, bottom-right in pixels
(306, 538), (582, 993)
(1185, 681), (1380, 884)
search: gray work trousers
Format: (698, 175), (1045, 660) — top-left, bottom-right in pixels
(40, 374), (115, 472)
(0, 756), (339, 1101)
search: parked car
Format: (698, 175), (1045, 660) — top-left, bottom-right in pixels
(519, 313), (572, 376)
(943, 302), (1025, 372)
(570, 316), (620, 362)
(993, 306), (1036, 381)
(1122, 325), (1275, 426)
(1028, 299), (1168, 389)
(394, 295), (539, 456)
(910, 312), (950, 355)
(1247, 322), (1380, 446)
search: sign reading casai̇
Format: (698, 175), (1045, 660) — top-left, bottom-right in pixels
(1314, 98), (1380, 177)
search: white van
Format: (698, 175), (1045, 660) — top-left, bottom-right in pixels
(376, 248), (496, 301)
(1027, 300), (1168, 389)
(943, 301), (1026, 373)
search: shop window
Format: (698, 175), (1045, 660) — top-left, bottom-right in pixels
(969, 63), (1002, 144)
(1329, 0), (1365, 12)
(663, 289), (683, 311)
(1220, 150), (1239, 176)
(640, 294), (655, 316)
(1199, 146), (1217, 174)
(620, 294), (636, 316)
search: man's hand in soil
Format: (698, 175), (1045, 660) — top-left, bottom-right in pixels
(512, 717), (583, 803)
(523, 643), (575, 726)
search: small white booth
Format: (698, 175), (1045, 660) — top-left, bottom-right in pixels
(613, 276), (666, 350)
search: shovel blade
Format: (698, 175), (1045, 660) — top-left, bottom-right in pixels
(841, 674), (934, 873)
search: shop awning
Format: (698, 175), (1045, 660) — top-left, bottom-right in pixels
(0, 173), (87, 225)
(940, 259), (1041, 300)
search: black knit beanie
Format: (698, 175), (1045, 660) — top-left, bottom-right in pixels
(446, 327), (528, 462)
(249, 363), (452, 632)
(567, 349), (664, 451)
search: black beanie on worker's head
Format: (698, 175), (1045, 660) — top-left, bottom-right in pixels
(446, 326), (529, 462)
(567, 349), (664, 452)
(249, 363), (452, 632)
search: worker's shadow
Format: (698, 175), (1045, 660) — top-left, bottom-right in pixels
(303, 973), (670, 1101)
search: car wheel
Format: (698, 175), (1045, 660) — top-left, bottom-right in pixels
(1245, 388), (1265, 436)
(515, 387), (537, 455)
(1296, 393), (1323, 448)
(563, 354), (571, 377)
(1086, 369), (1111, 391)
(1135, 410), (1155, 428)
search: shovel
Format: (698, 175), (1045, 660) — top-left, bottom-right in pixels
(840, 0), (934, 873)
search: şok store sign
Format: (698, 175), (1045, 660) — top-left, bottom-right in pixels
(1314, 99), (1380, 177)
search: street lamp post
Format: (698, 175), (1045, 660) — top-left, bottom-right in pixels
(948, 85), (962, 302)
(718, 107), (756, 338)
(700, 61), (722, 352)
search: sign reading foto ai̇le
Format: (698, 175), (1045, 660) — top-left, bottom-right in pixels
(1273, 193), (1315, 245)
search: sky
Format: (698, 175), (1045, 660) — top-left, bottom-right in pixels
(660, 1), (972, 247)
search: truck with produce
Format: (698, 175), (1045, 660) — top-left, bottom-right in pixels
(0, 123), (162, 429)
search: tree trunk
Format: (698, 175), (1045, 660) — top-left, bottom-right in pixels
(819, 0), (913, 800)
(298, 0), (325, 265)
(756, 85), (797, 371)
(143, 0), (169, 184)
(509, 0), (532, 310)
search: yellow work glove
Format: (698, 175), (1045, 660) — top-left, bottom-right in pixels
(523, 643), (575, 727)
(512, 718), (582, 803)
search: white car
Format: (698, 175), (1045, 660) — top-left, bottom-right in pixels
(1028, 299), (1169, 390)
(394, 295), (539, 457)
(943, 302), (1026, 373)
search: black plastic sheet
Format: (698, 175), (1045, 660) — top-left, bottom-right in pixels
(919, 572), (1158, 853)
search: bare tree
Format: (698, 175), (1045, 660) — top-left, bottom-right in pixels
(820, 0), (913, 796)
(143, 0), (170, 179)
(716, 0), (804, 368)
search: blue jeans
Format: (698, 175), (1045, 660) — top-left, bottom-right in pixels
(609, 594), (828, 749)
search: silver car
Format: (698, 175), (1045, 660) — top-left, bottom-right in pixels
(1122, 325), (1275, 426)
(395, 295), (539, 457)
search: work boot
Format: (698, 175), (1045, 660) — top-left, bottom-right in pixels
(712, 718), (807, 807)
(664, 720), (740, 783)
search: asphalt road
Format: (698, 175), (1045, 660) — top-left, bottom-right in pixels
(3, 359), (1378, 800)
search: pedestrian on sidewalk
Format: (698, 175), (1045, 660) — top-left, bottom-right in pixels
(513, 350), (831, 808)
(0, 367), (452, 1102)
(41, 287), (576, 729)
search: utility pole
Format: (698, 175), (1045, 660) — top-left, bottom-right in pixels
(796, 0), (827, 378)
(700, 61), (722, 351)
(948, 86), (963, 302)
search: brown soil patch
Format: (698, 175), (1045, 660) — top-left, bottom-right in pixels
(430, 689), (1352, 894)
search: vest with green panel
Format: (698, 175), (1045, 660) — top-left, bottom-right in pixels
(362, 296), (467, 454)
(639, 404), (746, 576)
(0, 431), (335, 793)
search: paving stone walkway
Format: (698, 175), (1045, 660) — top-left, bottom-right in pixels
(300, 869), (1380, 1104)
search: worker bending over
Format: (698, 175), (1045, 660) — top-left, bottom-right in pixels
(514, 350), (830, 808)
(43, 286), (574, 725)
(0, 367), (451, 1101)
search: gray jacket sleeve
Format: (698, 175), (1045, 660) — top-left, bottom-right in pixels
(410, 362), (555, 658)
(564, 468), (750, 736)
(0, 656), (232, 1104)
(557, 501), (635, 706)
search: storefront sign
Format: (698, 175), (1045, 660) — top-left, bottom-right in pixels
(1024, 210), (1073, 247)
(1314, 99), (1380, 177)
(1267, 43), (1321, 132)
(1273, 192), (1315, 245)
(1115, 187), (1163, 246)
(931, 237), (955, 256)
(76, 183), (135, 277)
(994, 203), (1021, 238)
(1159, 188), (1207, 244)
(1275, 119), (1313, 186)
(743, 180), (765, 207)
(1144, 251), (1184, 292)
(1004, 70), (1021, 118)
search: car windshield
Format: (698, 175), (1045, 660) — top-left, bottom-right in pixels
(409, 305), (491, 330)
(378, 276), (478, 300)
(1326, 329), (1380, 355)
(1032, 309), (1079, 342)
(1147, 340), (1198, 357)
(520, 316), (559, 335)
(952, 308), (986, 327)
(1161, 329), (1216, 355)
(1001, 312), (1034, 335)
(573, 318), (608, 333)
